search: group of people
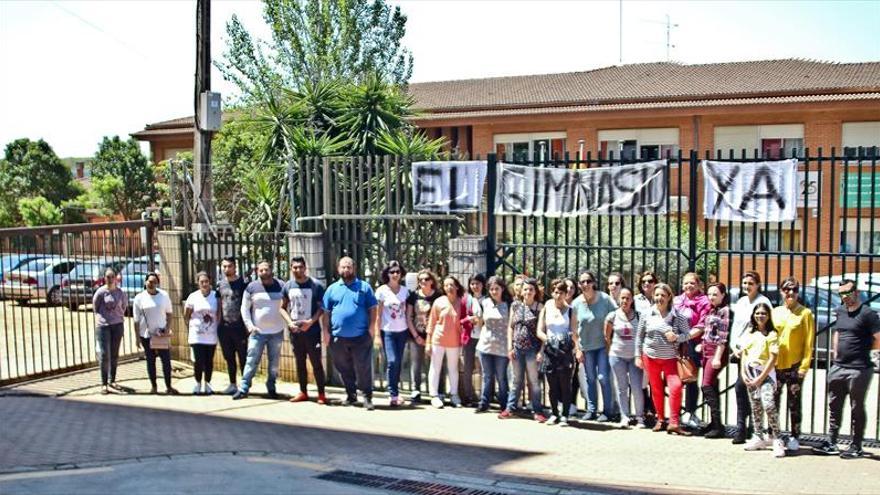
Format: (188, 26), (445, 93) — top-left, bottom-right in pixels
(92, 256), (879, 460)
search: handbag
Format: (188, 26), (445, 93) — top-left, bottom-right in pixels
(676, 343), (698, 383)
(459, 297), (473, 347)
(140, 303), (172, 350)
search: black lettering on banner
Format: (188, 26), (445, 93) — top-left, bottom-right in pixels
(595, 168), (614, 211)
(706, 164), (741, 215)
(415, 166), (442, 208)
(541, 168), (577, 213)
(499, 166), (527, 213)
(612, 167), (641, 212)
(642, 164), (668, 213)
(448, 166), (461, 210)
(738, 166), (787, 211)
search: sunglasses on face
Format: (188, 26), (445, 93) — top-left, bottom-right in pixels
(418, 277), (430, 282)
(781, 286), (798, 293)
(641, 279), (656, 285)
(608, 281), (621, 286)
(579, 279), (593, 285)
(839, 288), (856, 297)
(388, 270), (401, 275)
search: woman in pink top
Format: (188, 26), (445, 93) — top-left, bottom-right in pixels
(673, 272), (711, 429)
(426, 276), (466, 409)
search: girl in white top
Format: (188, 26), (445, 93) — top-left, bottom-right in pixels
(184, 271), (221, 395)
(537, 279), (580, 426)
(373, 261), (412, 405)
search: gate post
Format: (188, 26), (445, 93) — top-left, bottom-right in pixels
(156, 230), (190, 361)
(485, 153), (498, 275)
(687, 150), (699, 272)
(449, 236), (488, 284)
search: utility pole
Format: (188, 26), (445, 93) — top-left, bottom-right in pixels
(193, 0), (214, 224)
(665, 14), (678, 62)
(619, 0), (623, 64)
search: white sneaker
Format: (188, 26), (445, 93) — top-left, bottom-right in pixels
(786, 437), (800, 451)
(773, 438), (787, 458)
(546, 415), (558, 425)
(450, 395), (462, 408)
(744, 436), (771, 451)
(431, 397), (445, 409)
(559, 416), (569, 427)
(192, 383), (202, 395)
(596, 413), (610, 422)
(619, 416), (631, 427)
(636, 417), (648, 429)
(568, 404), (578, 416)
(203, 383), (213, 395)
(222, 384), (238, 395)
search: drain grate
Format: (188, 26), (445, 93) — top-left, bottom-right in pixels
(316, 470), (510, 495)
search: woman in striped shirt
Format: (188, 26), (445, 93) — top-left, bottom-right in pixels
(636, 283), (692, 435)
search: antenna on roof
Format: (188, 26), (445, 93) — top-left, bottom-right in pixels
(665, 14), (678, 62)
(619, 0), (623, 64)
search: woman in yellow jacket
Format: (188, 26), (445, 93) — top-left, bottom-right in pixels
(771, 276), (815, 453)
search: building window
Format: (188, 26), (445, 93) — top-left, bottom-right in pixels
(494, 132), (566, 162)
(714, 124), (804, 158)
(597, 128), (679, 161)
(840, 219), (880, 255)
(842, 121), (880, 160)
(724, 221), (801, 251)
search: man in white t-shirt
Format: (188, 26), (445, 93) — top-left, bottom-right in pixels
(729, 270), (772, 444)
(133, 273), (177, 395)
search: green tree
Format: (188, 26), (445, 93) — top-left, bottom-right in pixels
(18, 196), (63, 226)
(1, 138), (79, 206)
(91, 136), (157, 219)
(219, 0), (413, 101)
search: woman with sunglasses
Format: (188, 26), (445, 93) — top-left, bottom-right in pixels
(636, 283), (691, 435)
(574, 271), (618, 422)
(673, 272), (712, 430)
(700, 282), (731, 438)
(537, 279), (579, 426)
(634, 271), (658, 316)
(374, 261), (411, 406)
(739, 302), (785, 457)
(500, 277), (546, 422)
(476, 276), (512, 413)
(605, 287), (645, 428)
(426, 276), (467, 408)
(771, 276), (815, 453)
(405, 269), (439, 403)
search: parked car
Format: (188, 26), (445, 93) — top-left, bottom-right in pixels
(59, 258), (129, 311)
(728, 283), (879, 368)
(120, 254), (161, 305)
(0, 257), (79, 305)
(0, 254), (42, 299)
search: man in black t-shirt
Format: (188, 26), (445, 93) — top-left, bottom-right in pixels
(283, 256), (327, 404)
(813, 279), (880, 459)
(217, 256), (249, 395)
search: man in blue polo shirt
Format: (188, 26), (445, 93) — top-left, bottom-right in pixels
(322, 256), (378, 410)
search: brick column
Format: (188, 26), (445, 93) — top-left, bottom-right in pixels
(156, 230), (190, 361)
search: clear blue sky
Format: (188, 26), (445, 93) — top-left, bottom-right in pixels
(0, 0), (878, 158)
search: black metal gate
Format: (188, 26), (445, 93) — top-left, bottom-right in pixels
(0, 220), (155, 385)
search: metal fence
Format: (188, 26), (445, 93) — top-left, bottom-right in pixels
(0, 220), (155, 384)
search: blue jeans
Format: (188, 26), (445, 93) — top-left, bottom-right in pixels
(239, 331), (283, 394)
(579, 347), (616, 416)
(479, 352), (509, 408)
(506, 349), (541, 413)
(382, 330), (409, 397)
(609, 355), (644, 419)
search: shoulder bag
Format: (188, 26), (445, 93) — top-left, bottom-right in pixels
(676, 343), (698, 383)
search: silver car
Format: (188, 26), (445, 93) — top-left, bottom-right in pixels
(0, 257), (79, 305)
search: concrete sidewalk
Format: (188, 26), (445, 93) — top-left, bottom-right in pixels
(1, 362), (878, 495)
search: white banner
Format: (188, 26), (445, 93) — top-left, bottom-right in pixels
(411, 161), (487, 212)
(495, 160), (668, 217)
(702, 159), (798, 222)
